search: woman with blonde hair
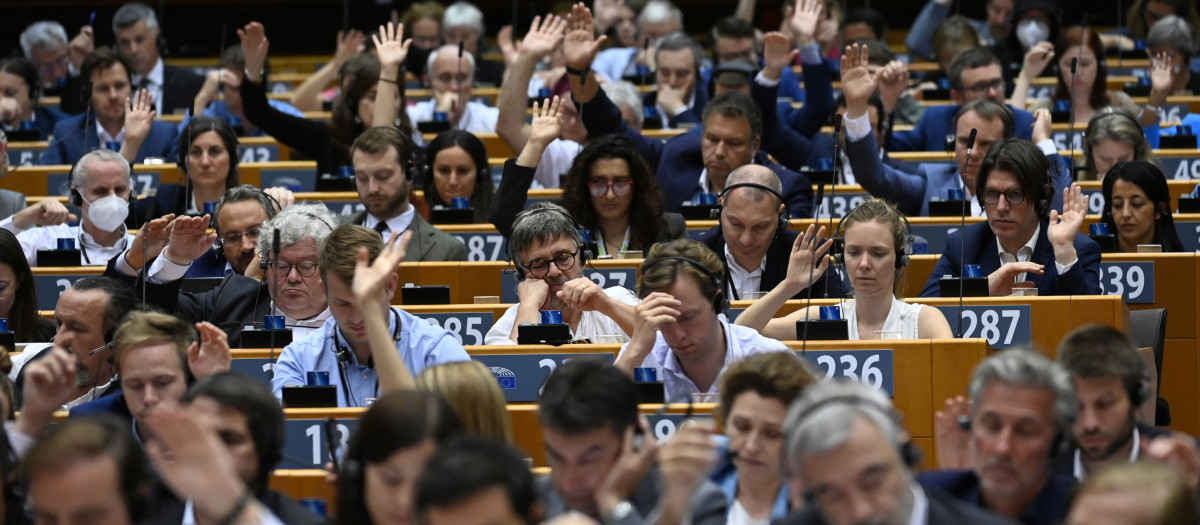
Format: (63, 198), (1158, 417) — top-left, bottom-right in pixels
(417, 360), (513, 444)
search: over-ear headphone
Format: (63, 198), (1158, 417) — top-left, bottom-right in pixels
(956, 410), (1071, 460)
(831, 201), (914, 270)
(508, 206), (593, 281)
(640, 255), (729, 315)
(792, 394), (922, 489)
(710, 182), (790, 236)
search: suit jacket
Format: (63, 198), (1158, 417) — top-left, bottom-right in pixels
(916, 470), (1073, 525)
(886, 104), (1035, 153)
(697, 226), (848, 300)
(641, 87), (709, 129)
(150, 487), (323, 525)
(0, 190), (25, 222)
(751, 64), (834, 174)
(344, 211), (468, 262)
(772, 483), (1017, 525)
(1052, 422), (1181, 477)
(38, 113), (179, 165)
(847, 131), (1072, 217)
(58, 64), (205, 116)
(579, 87), (814, 218)
(919, 221), (1102, 298)
(538, 466), (727, 525)
(70, 390), (132, 421)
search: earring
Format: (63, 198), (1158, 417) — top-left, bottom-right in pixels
(354, 115), (362, 124)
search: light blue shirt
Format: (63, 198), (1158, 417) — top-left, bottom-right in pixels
(592, 47), (639, 83)
(271, 308), (470, 407)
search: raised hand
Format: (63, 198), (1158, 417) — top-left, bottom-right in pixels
(593, 0), (627, 33)
(1020, 42), (1056, 79)
(335, 29), (367, 70)
(877, 60), (911, 112)
(68, 25), (95, 70)
(789, 0), (825, 46)
(762, 32), (798, 79)
(520, 14), (568, 60)
(188, 321), (231, 379)
(237, 22), (270, 83)
(372, 22), (412, 70)
(13, 199), (76, 229)
(564, 2), (608, 71)
(1031, 108), (1052, 144)
(1047, 183), (1085, 250)
(125, 212), (176, 270)
(933, 395), (971, 469)
(163, 214), (218, 265)
(840, 43), (879, 117)
(528, 96), (565, 148)
(782, 224), (831, 294)
(498, 25), (518, 67)
(353, 230), (411, 305)
(124, 89), (156, 146)
(1150, 51), (1175, 96)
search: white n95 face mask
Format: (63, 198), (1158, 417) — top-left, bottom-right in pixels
(1016, 19), (1050, 50)
(83, 193), (129, 232)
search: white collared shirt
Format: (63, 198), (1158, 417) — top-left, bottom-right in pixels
(365, 207), (415, 238)
(907, 484), (930, 525)
(94, 120), (126, 147)
(132, 58), (166, 114)
(995, 223), (1076, 281)
(723, 244), (765, 299)
(0, 216), (134, 266)
(1073, 427), (1141, 480)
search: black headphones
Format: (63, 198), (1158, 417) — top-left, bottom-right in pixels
(640, 255), (729, 315)
(710, 182), (790, 236)
(793, 394), (922, 499)
(508, 206), (593, 281)
(831, 201), (914, 270)
(330, 307), (402, 408)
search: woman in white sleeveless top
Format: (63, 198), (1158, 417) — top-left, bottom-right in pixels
(737, 198), (953, 340)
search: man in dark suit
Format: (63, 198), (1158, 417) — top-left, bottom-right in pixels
(918, 349), (1077, 525)
(639, 32), (708, 130)
(1054, 325), (1200, 484)
(919, 139), (1100, 297)
(697, 165), (845, 301)
(344, 127), (467, 261)
(563, 7), (813, 218)
(39, 48), (178, 165)
(779, 380), (1014, 525)
(111, 2), (203, 116)
(887, 48), (1035, 153)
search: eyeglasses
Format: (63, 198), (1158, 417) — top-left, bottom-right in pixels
(523, 250), (578, 278)
(963, 78), (1005, 94)
(981, 189), (1026, 206)
(221, 227), (261, 246)
(588, 180), (634, 198)
(269, 260), (319, 278)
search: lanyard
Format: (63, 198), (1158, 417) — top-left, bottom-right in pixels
(596, 226), (630, 257)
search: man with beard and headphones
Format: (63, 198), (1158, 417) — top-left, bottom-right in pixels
(778, 380), (1013, 525)
(484, 202), (639, 345)
(697, 165), (846, 302)
(919, 349), (1077, 525)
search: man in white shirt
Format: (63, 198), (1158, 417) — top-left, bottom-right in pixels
(111, 2), (204, 115)
(485, 202), (638, 345)
(614, 238), (787, 401)
(343, 127), (466, 261)
(406, 44), (498, 136)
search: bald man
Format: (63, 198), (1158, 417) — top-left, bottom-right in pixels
(697, 165), (846, 301)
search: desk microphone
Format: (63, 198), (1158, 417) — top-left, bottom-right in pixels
(641, 37), (650, 87)
(1067, 56), (1079, 177)
(955, 128), (977, 337)
(823, 114), (842, 299)
(87, 342), (113, 355)
(268, 228), (281, 376)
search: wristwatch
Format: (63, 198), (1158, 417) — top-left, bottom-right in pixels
(602, 500), (634, 524)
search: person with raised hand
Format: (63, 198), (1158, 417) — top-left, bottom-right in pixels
(352, 230), (417, 394)
(370, 21), (412, 136)
(117, 88), (156, 165)
(290, 29), (367, 112)
(496, 14), (584, 189)
(490, 96), (565, 237)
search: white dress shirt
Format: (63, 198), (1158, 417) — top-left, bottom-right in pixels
(995, 223), (1076, 282)
(723, 244), (765, 299)
(131, 58), (166, 114)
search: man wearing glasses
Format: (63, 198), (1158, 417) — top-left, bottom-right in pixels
(887, 48), (1036, 153)
(484, 202), (639, 345)
(919, 139), (1100, 297)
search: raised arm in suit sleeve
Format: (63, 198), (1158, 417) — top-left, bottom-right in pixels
(579, 86), (666, 172)
(845, 114), (929, 216)
(752, 73), (820, 171)
(904, 0), (952, 61)
(885, 109), (931, 152)
(240, 76), (339, 175)
(780, 55), (835, 138)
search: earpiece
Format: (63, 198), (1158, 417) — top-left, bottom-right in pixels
(792, 394), (923, 479)
(640, 256), (728, 314)
(710, 182), (790, 236)
(508, 206), (591, 282)
(830, 201), (913, 270)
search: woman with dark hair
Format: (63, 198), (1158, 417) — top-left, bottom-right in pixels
(237, 22), (415, 176)
(336, 390), (461, 525)
(0, 229), (55, 342)
(1014, 26), (1173, 127)
(491, 98), (685, 250)
(1103, 161), (1184, 252)
(0, 57), (61, 140)
(423, 130), (493, 223)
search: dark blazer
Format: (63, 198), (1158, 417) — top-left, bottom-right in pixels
(697, 226), (847, 300)
(58, 64), (204, 116)
(751, 64), (834, 174)
(38, 113), (178, 165)
(886, 104), (1035, 153)
(847, 131), (1071, 217)
(70, 390), (132, 421)
(916, 470), (1074, 525)
(240, 75), (342, 175)
(1052, 422), (1180, 477)
(772, 483), (1017, 525)
(343, 211), (468, 262)
(132, 183), (189, 226)
(640, 87), (709, 129)
(919, 221), (1102, 298)
(775, 55), (834, 139)
(578, 87), (814, 218)
(150, 488), (324, 525)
